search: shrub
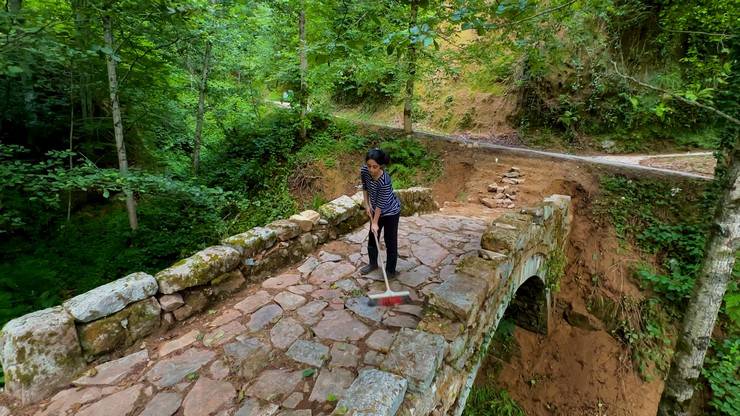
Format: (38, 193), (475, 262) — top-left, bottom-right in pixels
(378, 138), (442, 189)
(703, 338), (740, 416)
(593, 176), (710, 309)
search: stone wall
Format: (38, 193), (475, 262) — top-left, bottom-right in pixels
(374, 194), (572, 415)
(0, 188), (438, 405)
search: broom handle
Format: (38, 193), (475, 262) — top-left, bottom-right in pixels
(371, 228), (392, 292)
(368, 197), (391, 291)
(367, 198), (391, 292)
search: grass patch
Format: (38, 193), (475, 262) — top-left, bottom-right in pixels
(475, 318), (519, 387)
(292, 120), (369, 168)
(588, 295), (674, 381)
(463, 386), (525, 416)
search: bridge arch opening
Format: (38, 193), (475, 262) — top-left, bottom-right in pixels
(507, 274), (550, 335)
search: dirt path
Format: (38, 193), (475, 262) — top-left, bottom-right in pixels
(269, 101), (716, 180)
(347, 118), (716, 180)
(412, 128), (713, 180)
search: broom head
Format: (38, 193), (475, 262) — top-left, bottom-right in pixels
(368, 290), (411, 307)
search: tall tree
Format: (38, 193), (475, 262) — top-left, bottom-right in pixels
(402, 0), (419, 134)
(192, 39), (211, 175)
(70, 0), (94, 123)
(298, 1), (307, 140)
(102, 12), (138, 230)
(5, 0), (21, 14)
(656, 32), (740, 414)
(658, 134), (739, 415)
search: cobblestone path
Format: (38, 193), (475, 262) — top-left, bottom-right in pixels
(27, 213), (488, 416)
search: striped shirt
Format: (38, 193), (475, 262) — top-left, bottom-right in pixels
(360, 165), (401, 217)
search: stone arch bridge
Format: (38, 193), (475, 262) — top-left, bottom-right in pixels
(1, 189), (571, 416)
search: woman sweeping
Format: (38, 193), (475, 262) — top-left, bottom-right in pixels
(360, 148), (402, 279)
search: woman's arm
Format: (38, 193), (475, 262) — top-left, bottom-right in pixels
(371, 205), (381, 233)
(363, 190), (372, 218)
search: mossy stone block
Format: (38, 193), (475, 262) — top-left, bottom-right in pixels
(156, 245), (241, 294)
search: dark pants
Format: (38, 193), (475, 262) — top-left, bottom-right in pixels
(368, 213), (400, 274)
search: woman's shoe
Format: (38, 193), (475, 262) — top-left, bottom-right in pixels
(360, 264), (378, 274)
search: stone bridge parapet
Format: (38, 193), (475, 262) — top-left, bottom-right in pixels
(0, 191), (571, 416)
(408, 194), (571, 415)
(0, 188), (438, 405)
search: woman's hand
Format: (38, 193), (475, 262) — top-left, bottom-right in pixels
(366, 207), (373, 219)
(371, 221), (379, 235)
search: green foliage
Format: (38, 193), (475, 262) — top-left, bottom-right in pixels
(614, 298), (674, 381)
(590, 174), (731, 381)
(0, 184), (237, 327)
(463, 387), (525, 416)
(292, 119), (368, 168)
(199, 110), (300, 192)
(636, 265), (695, 305)
(302, 368), (316, 378)
(490, 318), (518, 366)
(725, 280), (740, 332)
(545, 249), (566, 293)
(703, 338), (740, 416)
(378, 138), (442, 189)
(454, 0), (738, 149)
(458, 109), (476, 130)
(594, 175), (710, 307)
(332, 66), (400, 108)
(589, 294), (674, 380)
(593, 172), (740, 408)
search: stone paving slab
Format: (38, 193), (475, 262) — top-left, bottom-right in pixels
(75, 384), (143, 416)
(287, 340), (329, 367)
(335, 369), (408, 416)
(73, 349), (148, 386)
(182, 376), (236, 416)
(381, 329), (447, 393)
(14, 213), (489, 416)
(139, 392), (182, 416)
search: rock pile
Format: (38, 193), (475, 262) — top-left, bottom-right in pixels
(479, 167), (523, 209)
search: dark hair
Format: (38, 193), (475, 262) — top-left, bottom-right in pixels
(365, 148), (390, 165)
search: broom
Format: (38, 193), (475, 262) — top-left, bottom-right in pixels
(367, 228), (411, 307)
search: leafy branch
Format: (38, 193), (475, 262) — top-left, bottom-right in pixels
(611, 61), (740, 126)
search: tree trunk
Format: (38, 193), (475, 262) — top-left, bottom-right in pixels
(658, 139), (740, 415)
(192, 40), (211, 175)
(71, 0), (92, 121)
(103, 14), (138, 231)
(6, 0), (22, 14)
(67, 72), (74, 222)
(298, 4), (308, 141)
(403, 0), (419, 134)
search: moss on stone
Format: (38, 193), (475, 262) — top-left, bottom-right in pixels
(156, 247), (240, 293)
(545, 248), (566, 293)
(222, 228), (277, 258)
(78, 316), (126, 356)
(126, 298), (161, 342)
(77, 297), (160, 357)
(396, 188), (439, 216)
(481, 227), (519, 253)
(456, 255), (505, 295)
